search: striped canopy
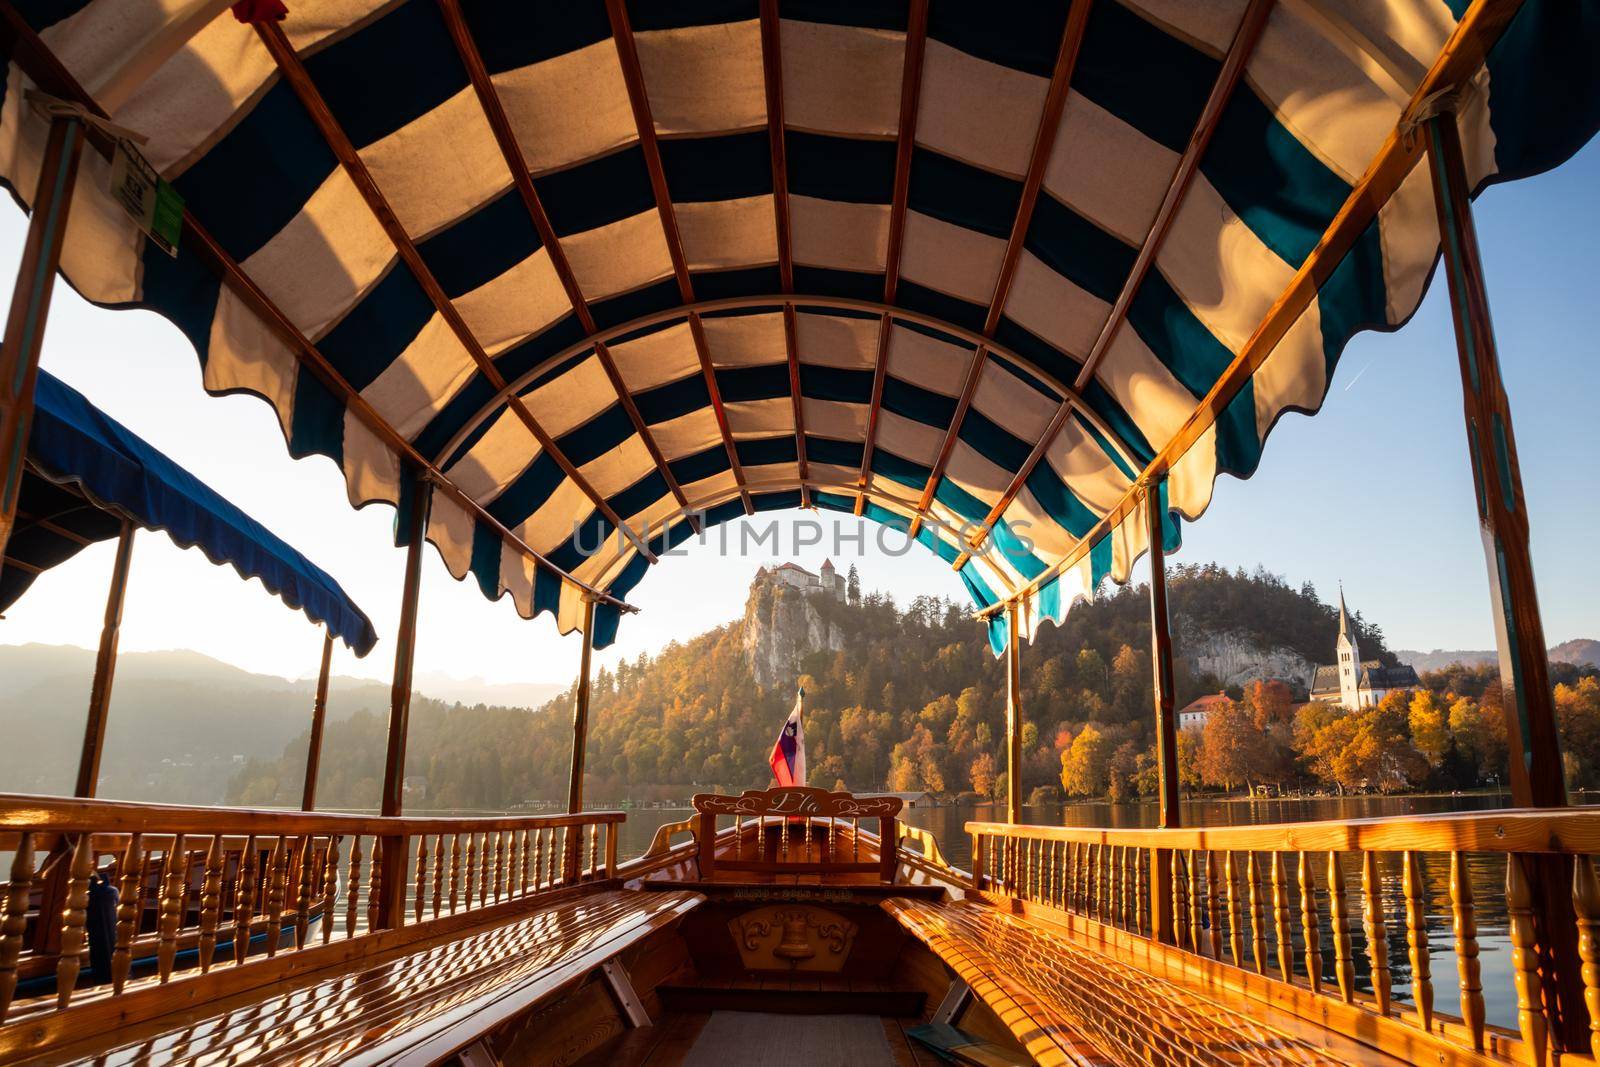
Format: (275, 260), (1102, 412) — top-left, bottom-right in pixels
(0, 1), (1595, 651)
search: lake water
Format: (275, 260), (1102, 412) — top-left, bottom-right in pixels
(611, 792), (1540, 1033)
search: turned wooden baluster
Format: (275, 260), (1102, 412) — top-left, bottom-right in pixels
(1361, 851), (1391, 1015)
(1297, 851), (1322, 993)
(1327, 851), (1355, 1003)
(1188, 849), (1204, 953)
(463, 833), (477, 908)
(1403, 851), (1433, 1031)
(1206, 851), (1223, 959)
(431, 834), (445, 917)
(55, 832), (95, 1007)
(320, 836), (339, 944)
(1450, 851), (1486, 1050)
(1045, 841), (1056, 907)
(198, 836), (225, 971)
(448, 834), (463, 910)
(1506, 855), (1547, 1065)
(1113, 844), (1126, 921)
(414, 834), (429, 923)
(494, 831), (506, 899)
(523, 829), (535, 892)
(235, 835), (259, 964)
(264, 836), (287, 958)
(478, 830), (491, 903)
(0, 833), (33, 1021)
(508, 830), (521, 898)
(1135, 847), (1147, 936)
(157, 836), (189, 979)
(1271, 852), (1294, 982)
(295, 837), (317, 949)
(1573, 856), (1600, 1060)
(365, 837), (383, 932)
(1246, 851), (1267, 973)
(1225, 851), (1244, 967)
(533, 829), (546, 891)
(344, 835), (363, 937)
(1172, 850), (1190, 949)
(589, 824), (600, 881)
(112, 833), (145, 992)
(1062, 842), (1075, 909)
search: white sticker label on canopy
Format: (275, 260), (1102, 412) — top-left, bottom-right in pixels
(109, 139), (182, 257)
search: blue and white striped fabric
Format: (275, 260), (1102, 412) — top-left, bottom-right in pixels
(0, 1), (1594, 651)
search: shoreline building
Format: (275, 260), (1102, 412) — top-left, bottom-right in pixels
(1309, 589), (1419, 708)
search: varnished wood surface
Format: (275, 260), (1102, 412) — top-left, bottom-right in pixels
(20, 889), (701, 1066)
(969, 805), (1600, 856)
(884, 897), (1366, 1067)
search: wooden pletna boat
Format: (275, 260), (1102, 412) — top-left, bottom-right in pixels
(0, 0), (1597, 1063)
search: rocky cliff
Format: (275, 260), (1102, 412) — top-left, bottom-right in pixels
(1177, 628), (1318, 691)
(740, 571), (848, 687)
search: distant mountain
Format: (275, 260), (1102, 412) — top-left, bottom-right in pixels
(1396, 639), (1599, 673)
(411, 671), (564, 710)
(0, 644), (564, 805)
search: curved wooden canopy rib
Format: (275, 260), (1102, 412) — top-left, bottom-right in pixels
(0, 0), (1586, 643)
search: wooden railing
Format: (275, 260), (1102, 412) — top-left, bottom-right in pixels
(693, 786), (901, 881)
(0, 794), (623, 1023)
(969, 810), (1600, 1065)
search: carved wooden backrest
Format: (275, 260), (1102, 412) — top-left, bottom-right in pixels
(690, 787), (903, 882)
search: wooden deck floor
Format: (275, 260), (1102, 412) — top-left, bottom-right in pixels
(576, 1012), (946, 1067)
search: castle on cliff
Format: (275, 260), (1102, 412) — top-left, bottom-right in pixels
(756, 559), (847, 602)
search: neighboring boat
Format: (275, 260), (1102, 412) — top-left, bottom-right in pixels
(0, 1), (1597, 1064)
(1, 370), (376, 997)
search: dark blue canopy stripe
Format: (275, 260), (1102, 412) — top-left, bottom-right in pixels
(7, 372), (377, 655)
(1, 0), (1595, 650)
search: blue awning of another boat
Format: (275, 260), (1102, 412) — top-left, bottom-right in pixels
(1, 370), (378, 656)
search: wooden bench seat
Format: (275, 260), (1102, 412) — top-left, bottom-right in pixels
(23, 889), (701, 1066)
(882, 897), (1356, 1067)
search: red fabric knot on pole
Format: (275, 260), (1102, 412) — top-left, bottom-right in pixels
(232, 0), (287, 24)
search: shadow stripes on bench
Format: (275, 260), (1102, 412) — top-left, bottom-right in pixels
(27, 889), (701, 1066)
(883, 898), (1349, 1067)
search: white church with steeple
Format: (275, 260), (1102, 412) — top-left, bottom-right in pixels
(1309, 587), (1419, 708)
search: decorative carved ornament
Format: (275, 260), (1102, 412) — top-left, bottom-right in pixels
(728, 905), (858, 972)
(693, 786), (903, 820)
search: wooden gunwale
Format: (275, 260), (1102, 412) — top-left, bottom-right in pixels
(968, 807), (1600, 855)
(0, 794), (623, 836)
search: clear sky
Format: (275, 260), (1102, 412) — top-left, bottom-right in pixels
(1, 139), (1595, 690)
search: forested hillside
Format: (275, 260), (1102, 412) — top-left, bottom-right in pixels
(227, 565), (1397, 808)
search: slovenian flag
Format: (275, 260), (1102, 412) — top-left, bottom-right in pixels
(768, 686), (806, 787)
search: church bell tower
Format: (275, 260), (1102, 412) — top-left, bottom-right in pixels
(1336, 586), (1362, 708)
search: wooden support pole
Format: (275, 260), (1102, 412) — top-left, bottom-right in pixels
(74, 519), (134, 798)
(1147, 483), (1180, 829)
(0, 116), (84, 564)
(1146, 482), (1179, 943)
(1005, 600), (1022, 826)
(1425, 112), (1561, 807)
(378, 475), (428, 927)
(301, 630), (334, 811)
(1426, 110), (1584, 1051)
(564, 599), (596, 882)
(568, 598), (597, 815)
